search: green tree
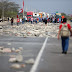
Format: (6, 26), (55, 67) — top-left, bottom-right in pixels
(61, 13), (72, 20)
(61, 13), (67, 17)
(0, 0), (20, 19)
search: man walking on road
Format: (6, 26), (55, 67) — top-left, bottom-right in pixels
(11, 17), (13, 26)
(58, 18), (72, 54)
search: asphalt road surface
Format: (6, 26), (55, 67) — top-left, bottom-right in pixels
(0, 36), (72, 72)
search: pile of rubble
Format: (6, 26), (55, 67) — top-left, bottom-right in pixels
(0, 46), (35, 69)
(0, 23), (59, 38)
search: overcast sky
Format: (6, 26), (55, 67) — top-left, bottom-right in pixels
(9, 0), (72, 14)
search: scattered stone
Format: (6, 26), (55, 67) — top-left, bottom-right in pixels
(0, 26), (2, 29)
(7, 43), (11, 45)
(25, 59), (35, 64)
(0, 49), (4, 53)
(0, 47), (12, 53)
(11, 64), (25, 69)
(3, 48), (11, 53)
(1, 23), (60, 38)
(9, 58), (17, 62)
(18, 47), (23, 51)
(16, 55), (23, 62)
(0, 46), (4, 50)
(11, 47), (15, 52)
(23, 35), (27, 38)
(9, 55), (23, 63)
(15, 49), (21, 53)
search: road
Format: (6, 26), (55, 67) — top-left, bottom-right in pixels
(0, 36), (72, 72)
(0, 36), (45, 72)
(0, 21), (10, 26)
(34, 37), (72, 72)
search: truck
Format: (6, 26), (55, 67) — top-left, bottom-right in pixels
(55, 13), (61, 19)
(27, 11), (33, 21)
(42, 12), (47, 19)
(39, 13), (42, 18)
(33, 13), (39, 22)
(33, 13), (39, 18)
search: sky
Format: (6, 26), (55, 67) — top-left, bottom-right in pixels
(9, 0), (72, 14)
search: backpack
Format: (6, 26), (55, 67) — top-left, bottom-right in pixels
(60, 23), (70, 37)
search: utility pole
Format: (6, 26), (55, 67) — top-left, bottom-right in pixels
(23, 0), (24, 18)
(2, 7), (4, 22)
(2, 0), (4, 22)
(23, 7), (24, 18)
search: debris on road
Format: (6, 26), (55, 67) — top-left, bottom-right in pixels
(15, 49), (21, 53)
(18, 47), (23, 51)
(9, 55), (23, 63)
(3, 48), (11, 53)
(7, 43), (11, 45)
(0, 23), (59, 38)
(0, 47), (11, 53)
(11, 47), (16, 52)
(9, 58), (17, 62)
(0, 26), (2, 29)
(16, 55), (23, 62)
(0, 46), (4, 50)
(11, 64), (25, 69)
(25, 58), (35, 64)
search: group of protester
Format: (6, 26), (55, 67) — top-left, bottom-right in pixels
(10, 15), (64, 26)
(46, 17), (62, 23)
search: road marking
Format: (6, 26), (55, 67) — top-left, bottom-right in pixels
(30, 37), (48, 72)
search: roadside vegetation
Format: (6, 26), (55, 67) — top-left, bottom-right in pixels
(0, 0), (20, 19)
(61, 13), (72, 21)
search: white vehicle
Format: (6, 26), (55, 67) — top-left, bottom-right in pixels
(42, 12), (47, 18)
(33, 13), (39, 18)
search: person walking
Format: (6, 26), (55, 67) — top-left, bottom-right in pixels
(31, 17), (33, 24)
(17, 18), (20, 26)
(11, 17), (13, 26)
(58, 18), (72, 54)
(8, 17), (9, 22)
(44, 18), (47, 25)
(57, 18), (59, 23)
(20, 18), (22, 24)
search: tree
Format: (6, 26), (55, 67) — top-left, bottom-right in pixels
(0, 0), (20, 19)
(61, 13), (72, 20)
(61, 13), (67, 17)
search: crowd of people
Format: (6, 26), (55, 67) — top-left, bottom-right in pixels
(10, 14), (65, 26)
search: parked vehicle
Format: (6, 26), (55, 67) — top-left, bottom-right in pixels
(55, 13), (61, 19)
(39, 12), (42, 18)
(33, 13), (39, 22)
(27, 11), (33, 22)
(42, 12), (47, 18)
(33, 13), (39, 17)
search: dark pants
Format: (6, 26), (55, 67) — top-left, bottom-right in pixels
(61, 37), (69, 52)
(31, 21), (32, 24)
(17, 22), (19, 26)
(11, 22), (13, 26)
